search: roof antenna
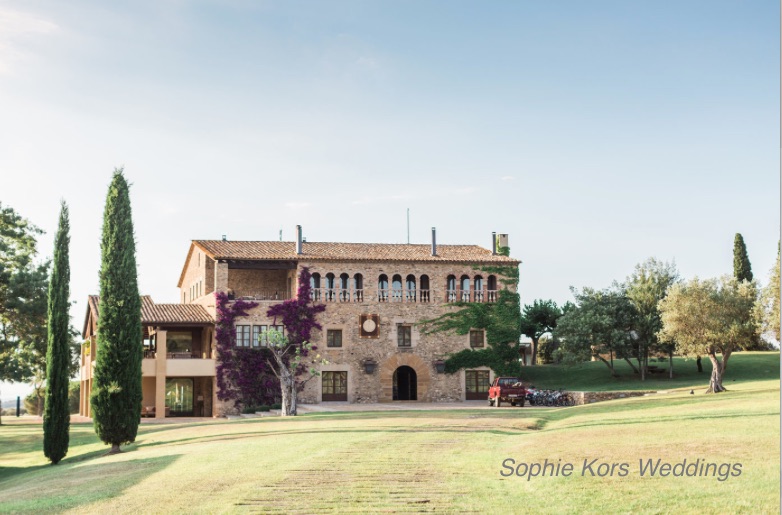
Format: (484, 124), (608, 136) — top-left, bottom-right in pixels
(406, 208), (410, 244)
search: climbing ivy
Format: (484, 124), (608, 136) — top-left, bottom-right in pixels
(418, 256), (523, 377)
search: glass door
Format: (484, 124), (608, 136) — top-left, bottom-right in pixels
(166, 378), (194, 416)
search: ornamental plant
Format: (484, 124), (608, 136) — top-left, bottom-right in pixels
(43, 201), (70, 464)
(91, 169), (143, 454)
(266, 267), (326, 416)
(214, 293), (279, 409)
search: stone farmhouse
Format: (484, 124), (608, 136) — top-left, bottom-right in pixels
(79, 227), (521, 418)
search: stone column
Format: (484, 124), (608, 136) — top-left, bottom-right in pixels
(215, 260), (229, 294)
(155, 329), (167, 419)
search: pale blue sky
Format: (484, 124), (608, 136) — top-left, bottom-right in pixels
(1, 1), (779, 400)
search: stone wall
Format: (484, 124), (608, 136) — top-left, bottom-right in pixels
(570, 391), (653, 405)
(227, 269), (291, 298)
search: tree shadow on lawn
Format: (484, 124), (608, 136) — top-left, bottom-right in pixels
(136, 426), (532, 450)
(0, 453), (181, 513)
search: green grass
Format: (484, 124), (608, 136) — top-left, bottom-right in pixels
(522, 351), (780, 392)
(1, 373), (779, 513)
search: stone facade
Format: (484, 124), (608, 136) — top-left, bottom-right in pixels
(174, 240), (519, 415)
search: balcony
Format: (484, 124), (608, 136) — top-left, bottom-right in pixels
(229, 289), (292, 302)
(378, 289), (431, 303)
(446, 289), (500, 303)
(311, 288), (364, 303)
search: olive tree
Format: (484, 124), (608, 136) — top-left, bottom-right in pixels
(659, 276), (758, 393)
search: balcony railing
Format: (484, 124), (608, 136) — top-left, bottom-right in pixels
(446, 289), (500, 303)
(378, 289), (431, 303)
(231, 290), (291, 301)
(311, 288), (364, 303)
(143, 350), (210, 359)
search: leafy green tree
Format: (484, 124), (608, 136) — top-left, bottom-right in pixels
(757, 242), (780, 346)
(624, 258), (679, 380)
(520, 299), (562, 365)
(659, 276), (758, 393)
(733, 233), (753, 282)
(0, 203), (48, 425)
(419, 265), (523, 377)
(554, 287), (638, 377)
(43, 202), (71, 464)
(91, 170), (143, 454)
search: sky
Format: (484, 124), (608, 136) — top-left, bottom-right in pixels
(1, 1), (779, 401)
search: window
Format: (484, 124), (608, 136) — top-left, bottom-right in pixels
(353, 273), (364, 302)
(487, 275), (498, 302)
(420, 275), (430, 302)
(269, 325), (284, 342)
(446, 275), (457, 302)
(378, 274), (389, 302)
(236, 325), (252, 347)
(470, 329), (485, 348)
(474, 275), (484, 302)
(391, 274), (403, 302)
(397, 324), (412, 347)
(252, 325), (266, 347)
(460, 275), (471, 302)
(310, 273), (321, 301)
(327, 329), (342, 348)
(339, 273), (350, 301)
(325, 273), (336, 301)
(405, 274), (416, 302)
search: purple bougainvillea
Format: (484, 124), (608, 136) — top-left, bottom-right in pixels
(214, 267), (326, 410)
(267, 267), (326, 362)
(215, 292), (278, 408)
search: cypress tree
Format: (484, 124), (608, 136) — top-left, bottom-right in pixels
(91, 169), (142, 454)
(733, 233), (753, 282)
(43, 201), (71, 464)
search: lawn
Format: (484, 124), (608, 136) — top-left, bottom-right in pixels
(521, 351), (780, 392)
(0, 358), (778, 514)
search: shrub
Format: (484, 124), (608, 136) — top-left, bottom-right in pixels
(242, 406), (258, 414)
(68, 382), (80, 414)
(258, 405), (271, 412)
(271, 403), (281, 410)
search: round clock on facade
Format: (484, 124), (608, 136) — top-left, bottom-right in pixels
(362, 318), (377, 333)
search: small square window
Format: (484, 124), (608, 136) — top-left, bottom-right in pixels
(236, 325), (251, 347)
(470, 329), (485, 348)
(397, 325), (412, 347)
(252, 325), (267, 347)
(327, 329), (342, 348)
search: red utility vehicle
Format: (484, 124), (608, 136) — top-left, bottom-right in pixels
(488, 377), (527, 407)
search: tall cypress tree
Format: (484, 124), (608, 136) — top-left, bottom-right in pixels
(43, 201), (71, 464)
(733, 233), (753, 282)
(92, 169), (142, 454)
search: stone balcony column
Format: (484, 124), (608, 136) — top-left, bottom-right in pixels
(155, 328), (167, 419)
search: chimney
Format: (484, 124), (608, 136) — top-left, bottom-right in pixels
(431, 227), (437, 256)
(296, 225), (303, 255)
(222, 234), (227, 241)
(497, 233), (509, 254)
(491, 231), (497, 255)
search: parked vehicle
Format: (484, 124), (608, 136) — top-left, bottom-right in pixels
(488, 377), (527, 407)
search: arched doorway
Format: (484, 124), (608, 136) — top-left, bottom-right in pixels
(393, 366), (417, 401)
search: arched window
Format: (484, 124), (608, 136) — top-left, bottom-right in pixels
(446, 275), (456, 302)
(460, 275), (471, 302)
(487, 275), (497, 302)
(378, 274), (389, 302)
(325, 273), (336, 301)
(310, 273), (321, 301)
(354, 273), (364, 302)
(392, 274), (403, 302)
(406, 274), (416, 302)
(474, 275), (484, 302)
(420, 275), (430, 303)
(339, 273), (350, 302)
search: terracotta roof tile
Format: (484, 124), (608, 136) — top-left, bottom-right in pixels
(193, 240), (519, 264)
(86, 295), (212, 325)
